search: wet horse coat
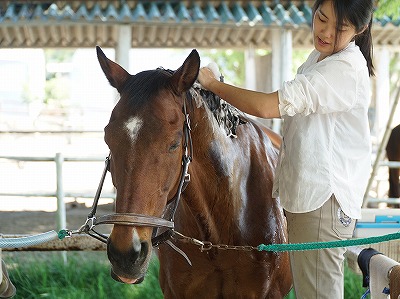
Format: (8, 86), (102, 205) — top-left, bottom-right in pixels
(97, 47), (292, 298)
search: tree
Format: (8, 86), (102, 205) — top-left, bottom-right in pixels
(200, 49), (245, 86)
(375, 0), (400, 18)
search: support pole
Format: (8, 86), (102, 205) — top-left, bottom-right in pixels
(270, 28), (292, 133)
(373, 49), (391, 139)
(55, 153), (66, 231)
(113, 25), (132, 103)
(115, 25), (131, 71)
(245, 46), (256, 90)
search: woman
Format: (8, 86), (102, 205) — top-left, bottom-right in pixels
(198, 0), (374, 298)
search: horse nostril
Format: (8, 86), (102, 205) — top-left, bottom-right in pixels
(107, 239), (150, 272)
(107, 241), (139, 265)
(140, 241), (149, 256)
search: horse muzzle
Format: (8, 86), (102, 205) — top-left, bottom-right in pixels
(107, 228), (152, 284)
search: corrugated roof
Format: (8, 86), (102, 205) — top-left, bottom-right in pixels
(0, 1), (312, 25)
(0, 1), (398, 48)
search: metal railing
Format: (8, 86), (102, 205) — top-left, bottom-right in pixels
(0, 153), (115, 231)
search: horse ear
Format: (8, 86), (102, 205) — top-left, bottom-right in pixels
(170, 49), (200, 95)
(96, 46), (130, 93)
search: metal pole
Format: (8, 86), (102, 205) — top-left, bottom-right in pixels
(115, 25), (131, 71)
(55, 153), (66, 230)
(271, 28), (282, 133)
(55, 153), (68, 263)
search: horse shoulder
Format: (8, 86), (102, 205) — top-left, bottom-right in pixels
(259, 125), (281, 150)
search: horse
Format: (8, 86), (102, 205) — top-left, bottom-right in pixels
(386, 124), (400, 201)
(95, 46), (292, 298)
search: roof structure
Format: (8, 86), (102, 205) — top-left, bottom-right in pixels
(0, 1), (399, 49)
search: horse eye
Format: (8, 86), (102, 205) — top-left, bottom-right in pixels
(169, 141), (181, 152)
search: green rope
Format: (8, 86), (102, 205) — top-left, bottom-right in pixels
(258, 232), (400, 252)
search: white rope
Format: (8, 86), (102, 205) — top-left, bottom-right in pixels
(0, 231), (58, 249)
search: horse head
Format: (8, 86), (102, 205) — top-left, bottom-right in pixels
(96, 46), (200, 284)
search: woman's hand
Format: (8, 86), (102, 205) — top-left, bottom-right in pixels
(197, 65), (280, 119)
(198, 67), (218, 91)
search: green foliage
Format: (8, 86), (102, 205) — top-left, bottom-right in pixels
(375, 0), (400, 18)
(4, 251), (163, 299)
(44, 49), (75, 63)
(44, 76), (70, 105)
(200, 49), (245, 86)
(344, 263), (366, 298)
(4, 251), (366, 299)
(292, 49), (312, 77)
(200, 48), (315, 88)
(43, 49), (74, 106)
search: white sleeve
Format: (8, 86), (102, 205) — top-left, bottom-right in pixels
(278, 59), (359, 117)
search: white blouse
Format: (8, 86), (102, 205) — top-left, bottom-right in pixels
(275, 41), (371, 219)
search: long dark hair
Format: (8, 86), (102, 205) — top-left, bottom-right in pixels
(312, 0), (375, 76)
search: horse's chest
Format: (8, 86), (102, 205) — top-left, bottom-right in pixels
(161, 251), (273, 299)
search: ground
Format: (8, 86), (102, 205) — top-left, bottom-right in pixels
(0, 200), (114, 235)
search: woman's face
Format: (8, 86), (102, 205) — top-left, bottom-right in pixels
(313, 1), (358, 60)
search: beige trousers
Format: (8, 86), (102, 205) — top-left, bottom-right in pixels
(285, 195), (356, 299)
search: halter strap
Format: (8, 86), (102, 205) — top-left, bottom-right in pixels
(87, 154), (110, 219)
(94, 213), (174, 228)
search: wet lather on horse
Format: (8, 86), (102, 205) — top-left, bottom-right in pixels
(96, 47), (292, 298)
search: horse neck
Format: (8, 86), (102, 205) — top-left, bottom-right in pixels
(178, 93), (238, 241)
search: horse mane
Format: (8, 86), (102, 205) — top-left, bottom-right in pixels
(156, 67), (246, 138)
(190, 86), (247, 138)
(124, 69), (170, 108)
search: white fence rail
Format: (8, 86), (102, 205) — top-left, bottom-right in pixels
(0, 153), (115, 231)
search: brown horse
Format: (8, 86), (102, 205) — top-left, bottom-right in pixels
(96, 47), (292, 298)
(386, 124), (400, 199)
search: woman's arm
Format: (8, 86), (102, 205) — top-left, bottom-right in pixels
(198, 67), (281, 119)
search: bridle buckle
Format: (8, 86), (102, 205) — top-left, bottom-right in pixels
(79, 216), (96, 233)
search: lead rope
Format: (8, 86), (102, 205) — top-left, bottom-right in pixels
(257, 231), (400, 252)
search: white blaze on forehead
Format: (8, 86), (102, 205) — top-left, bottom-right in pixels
(124, 116), (143, 144)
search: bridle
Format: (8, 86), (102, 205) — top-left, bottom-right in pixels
(64, 80), (258, 264)
(73, 94), (193, 260)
